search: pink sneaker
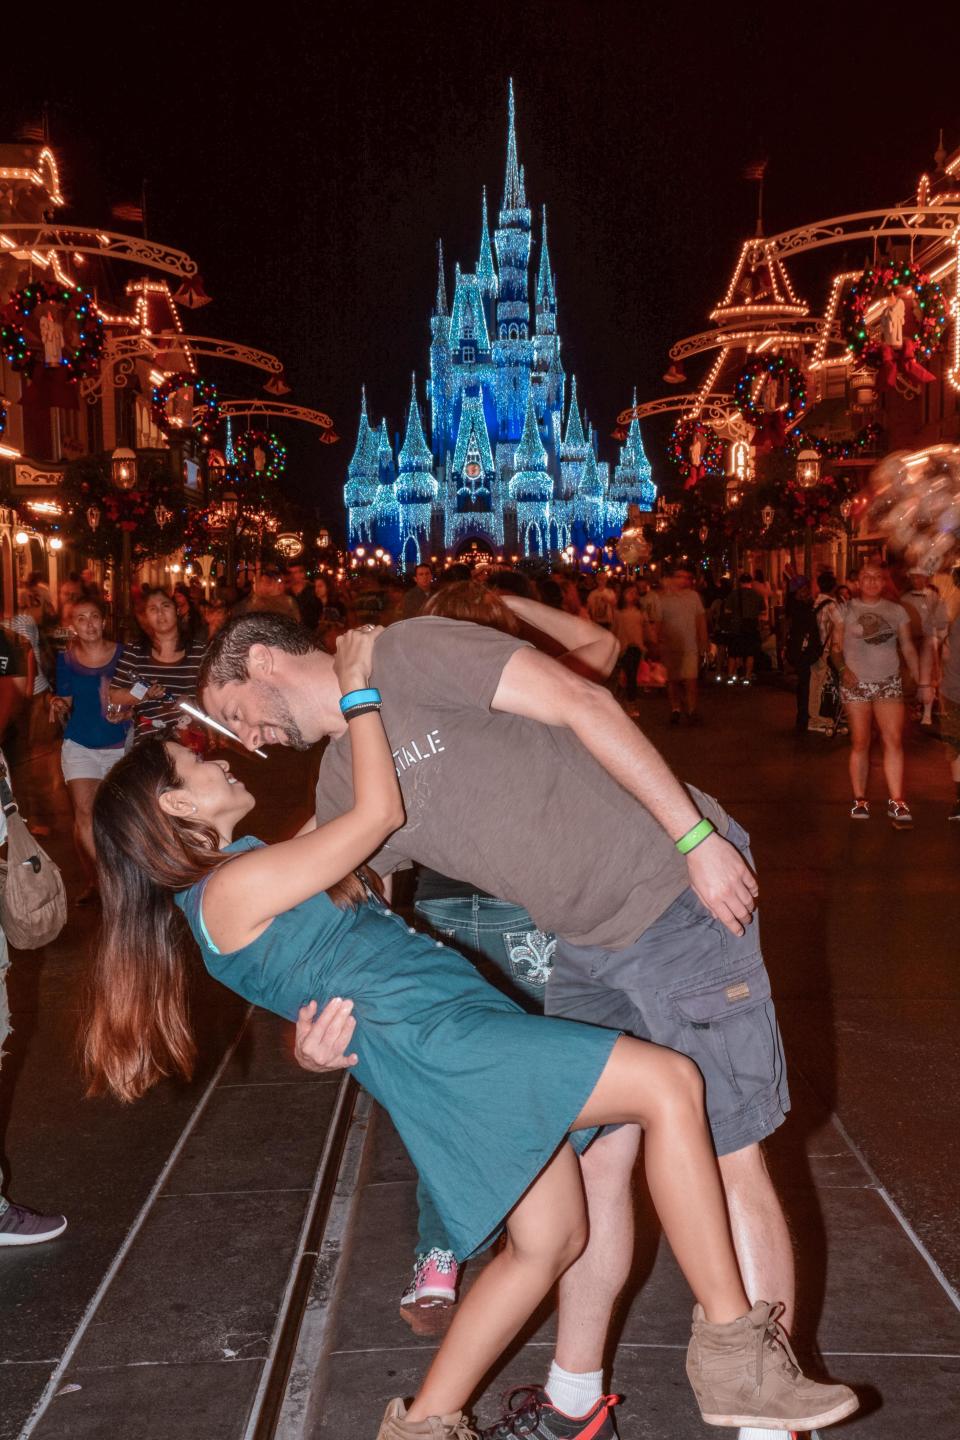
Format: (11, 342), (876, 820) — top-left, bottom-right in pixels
(400, 1248), (458, 1309)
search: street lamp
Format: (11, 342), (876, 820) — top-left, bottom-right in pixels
(796, 449), (821, 578)
(796, 448), (821, 489)
(762, 505), (775, 530)
(111, 446), (137, 490)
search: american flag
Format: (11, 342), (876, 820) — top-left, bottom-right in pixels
(111, 201), (144, 223)
(17, 121), (46, 142)
(743, 161), (768, 181)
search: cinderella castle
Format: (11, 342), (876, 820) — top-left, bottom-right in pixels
(344, 82), (656, 566)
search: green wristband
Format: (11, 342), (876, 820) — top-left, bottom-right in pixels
(676, 818), (716, 855)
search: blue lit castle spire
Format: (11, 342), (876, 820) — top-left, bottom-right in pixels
(345, 82), (655, 564)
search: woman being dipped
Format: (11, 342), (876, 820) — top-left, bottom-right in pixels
(85, 629), (856, 1440)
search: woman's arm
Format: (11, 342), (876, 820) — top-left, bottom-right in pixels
(501, 593), (620, 678)
(202, 630), (404, 950)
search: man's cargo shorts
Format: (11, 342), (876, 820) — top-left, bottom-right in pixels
(545, 816), (789, 1155)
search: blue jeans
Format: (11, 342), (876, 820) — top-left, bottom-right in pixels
(414, 895), (555, 1005)
(410, 896), (555, 1260)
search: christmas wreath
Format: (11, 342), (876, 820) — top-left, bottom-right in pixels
(731, 355), (805, 432)
(668, 419), (723, 489)
(842, 261), (947, 366)
(0, 280), (104, 382)
(150, 372), (220, 439)
(235, 429), (287, 481)
(789, 422), (882, 462)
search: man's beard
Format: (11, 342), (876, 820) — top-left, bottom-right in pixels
(253, 680), (311, 751)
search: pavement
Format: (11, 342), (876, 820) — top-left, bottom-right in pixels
(2, 678), (959, 1439)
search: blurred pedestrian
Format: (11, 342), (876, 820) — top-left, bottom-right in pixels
(234, 565), (300, 621)
(613, 583), (648, 709)
(785, 578), (818, 731)
(286, 561), (321, 629)
(808, 572), (845, 736)
(831, 563), (921, 826)
(659, 566), (707, 724)
(721, 574), (763, 687)
(900, 567), (947, 728)
(585, 571), (617, 629)
(50, 596), (129, 903)
(402, 562), (434, 618)
(938, 567), (960, 821)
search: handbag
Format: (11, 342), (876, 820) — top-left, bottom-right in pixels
(0, 753), (67, 950)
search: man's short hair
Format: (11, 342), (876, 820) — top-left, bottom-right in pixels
(198, 612), (321, 690)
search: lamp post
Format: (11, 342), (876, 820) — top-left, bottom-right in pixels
(796, 448), (821, 580)
(111, 446), (138, 638)
(839, 497), (855, 578)
(221, 488), (239, 590)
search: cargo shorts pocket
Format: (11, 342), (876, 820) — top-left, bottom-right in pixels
(665, 952), (775, 1103)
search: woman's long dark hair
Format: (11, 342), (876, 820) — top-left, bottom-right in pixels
(85, 736), (371, 1102)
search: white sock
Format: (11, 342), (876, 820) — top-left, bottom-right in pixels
(545, 1361), (603, 1417)
(737, 1428), (792, 1439)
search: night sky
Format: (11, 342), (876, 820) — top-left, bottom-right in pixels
(5, 3), (959, 531)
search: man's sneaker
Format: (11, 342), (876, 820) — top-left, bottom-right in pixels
(850, 798), (870, 820)
(686, 1301), (858, 1431)
(0, 1203), (67, 1246)
(888, 799), (913, 829)
(949, 802), (960, 822)
(479, 1388), (619, 1439)
(401, 1248), (458, 1309)
(377, 1397), (476, 1440)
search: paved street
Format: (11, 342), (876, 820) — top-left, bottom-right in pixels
(2, 678), (959, 1438)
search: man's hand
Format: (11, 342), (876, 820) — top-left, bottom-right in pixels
(686, 833), (758, 936)
(294, 998), (358, 1073)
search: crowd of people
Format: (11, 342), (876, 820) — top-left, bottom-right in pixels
(0, 544), (953, 1438)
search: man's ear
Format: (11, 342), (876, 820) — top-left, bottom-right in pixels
(247, 643), (274, 679)
(158, 790), (197, 819)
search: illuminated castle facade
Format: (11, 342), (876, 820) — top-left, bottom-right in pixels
(344, 82), (655, 566)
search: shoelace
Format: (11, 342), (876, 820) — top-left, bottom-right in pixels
(482, 1387), (548, 1438)
(754, 1302), (802, 1392)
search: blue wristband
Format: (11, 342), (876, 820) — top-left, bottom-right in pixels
(339, 688), (382, 714)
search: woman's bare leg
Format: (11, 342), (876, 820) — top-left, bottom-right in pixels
(874, 699), (906, 797)
(67, 777), (100, 884)
(573, 1037), (748, 1324)
(407, 1036), (749, 1419)
(845, 701), (872, 797)
(407, 1144), (587, 1421)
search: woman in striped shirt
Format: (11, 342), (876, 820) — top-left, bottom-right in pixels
(109, 589), (204, 740)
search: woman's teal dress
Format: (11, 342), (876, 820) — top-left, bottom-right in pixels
(175, 838), (619, 1261)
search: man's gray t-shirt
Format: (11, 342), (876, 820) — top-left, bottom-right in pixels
(315, 617), (730, 950)
(842, 599), (909, 683)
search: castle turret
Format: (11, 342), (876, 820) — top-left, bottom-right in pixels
(397, 374), (438, 567)
(477, 187), (499, 335)
(494, 79), (533, 445)
(430, 239), (452, 457)
(344, 388), (379, 544)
